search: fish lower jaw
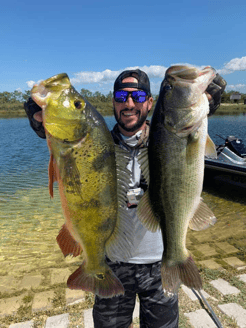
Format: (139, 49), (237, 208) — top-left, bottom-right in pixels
(31, 95), (48, 110)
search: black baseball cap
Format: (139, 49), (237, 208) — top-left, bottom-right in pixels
(114, 69), (151, 95)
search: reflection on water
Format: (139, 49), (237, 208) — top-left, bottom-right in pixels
(0, 186), (65, 274)
(0, 116), (245, 279)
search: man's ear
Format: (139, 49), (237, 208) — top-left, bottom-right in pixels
(148, 96), (154, 112)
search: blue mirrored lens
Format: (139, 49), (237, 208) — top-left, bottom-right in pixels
(114, 90), (147, 103)
(114, 90), (128, 102)
(131, 91), (147, 103)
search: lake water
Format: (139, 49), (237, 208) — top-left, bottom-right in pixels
(0, 115), (245, 276)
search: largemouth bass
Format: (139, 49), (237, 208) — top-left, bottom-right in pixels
(31, 73), (132, 298)
(138, 65), (217, 294)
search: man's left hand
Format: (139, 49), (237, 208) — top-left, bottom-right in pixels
(206, 72), (227, 116)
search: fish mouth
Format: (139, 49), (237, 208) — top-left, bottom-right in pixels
(31, 83), (50, 108)
(31, 73), (71, 108)
(166, 118), (204, 138)
(165, 65), (215, 84)
(165, 66), (200, 81)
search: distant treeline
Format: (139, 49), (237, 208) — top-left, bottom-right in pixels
(0, 89), (245, 117)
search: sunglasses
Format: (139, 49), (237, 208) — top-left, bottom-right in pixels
(114, 90), (148, 103)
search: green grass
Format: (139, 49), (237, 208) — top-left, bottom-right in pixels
(215, 103), (246, 115)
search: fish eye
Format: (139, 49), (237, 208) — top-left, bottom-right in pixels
(164, 84), (172, 91)
(74, 101), (82, 109)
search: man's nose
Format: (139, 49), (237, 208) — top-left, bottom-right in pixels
(125, 95), (135, 108)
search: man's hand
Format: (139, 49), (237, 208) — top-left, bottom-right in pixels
(206, 72), (227, 116)
(24, 98), (46, 139)
(34, 111), (43, 122)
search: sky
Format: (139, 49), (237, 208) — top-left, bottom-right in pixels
(1, 0), (246, 95)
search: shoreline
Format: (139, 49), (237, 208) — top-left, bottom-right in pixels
(1, 103), (246, 119)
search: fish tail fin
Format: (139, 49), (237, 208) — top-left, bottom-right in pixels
(161, 256), (202, 295)
(56, 224), (82, 257)
(67, 261), (125, 298)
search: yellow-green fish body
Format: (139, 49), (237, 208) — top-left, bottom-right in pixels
(31, 73), (126, 297)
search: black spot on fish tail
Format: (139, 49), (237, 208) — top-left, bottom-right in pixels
(67, 261), (125, 297)
(96, 273), (105, 280)
(92, 150), (115, 171)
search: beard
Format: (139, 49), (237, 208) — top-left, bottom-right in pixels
(113, 107), (149, 133)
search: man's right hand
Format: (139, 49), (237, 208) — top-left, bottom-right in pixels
(24, 98), (46, 139)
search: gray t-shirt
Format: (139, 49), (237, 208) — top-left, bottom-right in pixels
(107, 131), (163, 264)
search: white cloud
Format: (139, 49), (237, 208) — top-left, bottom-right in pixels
(71, 69), (120, 85)
(26, 80), (36, 88)
(70, 65), (169, 85)
(217, 56), (246, 75)
(25, 57), (246, 93)
(227, 84), (246, 90)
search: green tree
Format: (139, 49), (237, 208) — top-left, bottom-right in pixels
(80, 88), (93, 99)
(22, 90), (31, 101)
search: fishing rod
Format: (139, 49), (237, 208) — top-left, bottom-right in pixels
(216, 134), (226, 141)
(192, 288), (224, 328)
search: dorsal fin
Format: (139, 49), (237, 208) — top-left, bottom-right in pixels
(137, 148), (150, 185)
(105, 145), (135, 260)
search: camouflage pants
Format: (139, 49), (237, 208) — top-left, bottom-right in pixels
(93, 259), (179, 328)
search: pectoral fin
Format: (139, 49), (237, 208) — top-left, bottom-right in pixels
(56, 224), (82, 257)
(105, 145), (135, 260)
(137, 190), (160, 232)
(205, 135), (217, 159)
(189, 198), (217, 231)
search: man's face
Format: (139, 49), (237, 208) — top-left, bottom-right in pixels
(113, 77), (153, 135)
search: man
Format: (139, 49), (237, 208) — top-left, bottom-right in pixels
(24, 68), (226, 328)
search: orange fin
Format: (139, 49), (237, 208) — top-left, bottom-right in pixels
(48, 154), (57, 198)
(56, 224), (82, 257)
(67, 261), (125, 298)
(161, 256), (202, 295)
